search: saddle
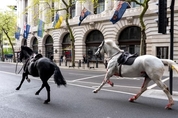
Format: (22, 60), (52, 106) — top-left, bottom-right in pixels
(117, 52), (138, 65)
(24, 54), (43, 73)
(31, 54), (43, 62)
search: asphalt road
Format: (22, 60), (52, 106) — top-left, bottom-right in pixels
(0, 62), (178, 118)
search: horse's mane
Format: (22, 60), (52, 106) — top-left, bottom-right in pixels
(21, 46), (34, 55)
(105, 40), (124, 52)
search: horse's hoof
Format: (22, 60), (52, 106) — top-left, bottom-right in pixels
(165, 106), (172, 110)
(44, 100), (50, 104)
(165, 103), (174, 110)
(16, 87), (20, 90)
(93, 90), (98, 93)
(35, 92), (39, 95)
(111, 83), (114, 87)
(27, 79), (30, 83)
(129, 98), (135, 102)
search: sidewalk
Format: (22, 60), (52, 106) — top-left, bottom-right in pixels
(1, 60), (178, 77)
(57, 61), (178, 77)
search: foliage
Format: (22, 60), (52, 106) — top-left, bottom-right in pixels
(3, 48), (13, 54)
(126, 0), (150, 55)
(0, 10), (17, 61)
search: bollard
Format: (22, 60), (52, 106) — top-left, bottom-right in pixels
(96, 59), (98, 68)
(59, 60), (61, 66)
(105, 60), (108, 68)
(87, 59), (90, 68)
(65, 60), (67, 66)
(78, 60), (81, 67)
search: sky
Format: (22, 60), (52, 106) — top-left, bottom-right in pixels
(0, 0), (16, 11)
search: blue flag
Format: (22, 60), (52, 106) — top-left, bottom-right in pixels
(23, 24), (30, 39)
(37, 19), (45, 37)
(78, 8), (91, 26)
(15, 26), (21, 40)
(110, 2), (129, 24)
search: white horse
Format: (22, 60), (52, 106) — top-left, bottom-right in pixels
(93, 39), (178, 109)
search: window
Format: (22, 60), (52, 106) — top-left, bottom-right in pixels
(51, 2), (55, 22)
(130, 0), (144, 7)
(94, 0), (105, 14)
(86, 30), (104, 62)
(156, 47), (168, 59)
(120, 26), (141, 40)
(70, 3), (75, 18)
(119, 26), (141, 54)
(33, 4), (39, 26)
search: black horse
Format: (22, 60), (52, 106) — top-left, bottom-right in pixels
(16, 46), (66, 104)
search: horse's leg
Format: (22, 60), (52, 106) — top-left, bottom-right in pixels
(129, 77), (151, 102)
(16, 73), (27, 90)
(26, 75), (30, 83)
(43, 81), (50, 104)
(153, 79), (174, 109)
(93, 70), (112, 93)
(35, 83), (45, 95)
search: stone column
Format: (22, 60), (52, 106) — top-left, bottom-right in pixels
(20, 0), (25, 34)
(105, 0), (112, 11)
(75, 0), (82, 16)
(27, 0), (31, 25)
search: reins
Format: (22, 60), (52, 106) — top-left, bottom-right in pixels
(15, 61), (24, 74)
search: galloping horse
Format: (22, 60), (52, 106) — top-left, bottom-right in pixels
(16, 46), (66, 104)
(94, 40), (178, 109)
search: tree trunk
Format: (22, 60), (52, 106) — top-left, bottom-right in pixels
(2, 28), (16, 62)
(140, 29), (146, 55)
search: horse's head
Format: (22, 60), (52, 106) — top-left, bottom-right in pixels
(95, 40), (124, 58)
(19, 46), (34, 62)
(95, 41), (105, 57)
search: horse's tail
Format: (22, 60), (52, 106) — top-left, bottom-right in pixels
(161, 59), (178, 73)
(53, 65), (66, 86)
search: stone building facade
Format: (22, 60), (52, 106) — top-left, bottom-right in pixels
(15, 0), (178, 63)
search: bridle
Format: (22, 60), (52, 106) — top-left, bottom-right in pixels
(97, 40), (105, 56)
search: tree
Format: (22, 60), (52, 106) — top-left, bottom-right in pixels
(126, 0), (150, 55)
(29, 0), (85, 67)
(0, 11), (17, 62)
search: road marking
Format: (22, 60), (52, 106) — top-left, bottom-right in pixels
(69, 73), (95, 76)
(148, 77), (169, 89)
(68, 83), (135, 95)
(0, 71), (21, 76)
(71, 74), (105, 82)
(113, 76), (141, 80)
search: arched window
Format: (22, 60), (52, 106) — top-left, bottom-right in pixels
(118, 26), (141, 54)
(32, 37), (38, 54)
(62, 33), (71, 61)
(45, 35), (53, 58)
(86, 30), (104, 62)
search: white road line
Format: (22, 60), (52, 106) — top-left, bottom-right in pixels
(69, 73), (94, 76)
(113, 76), (141, 80)
(71, 74), (105, 82)
(147, 77), (169, 89)
(68, 83), (135, 95)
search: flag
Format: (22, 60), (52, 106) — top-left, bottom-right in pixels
(15, 26), (21, 40)
(37, 19), (45, 37)
(53, 13), (63, 28)
(78, 8), (91, 26)
(23, 24), (30, 39)
(110, 1), (129, 24)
